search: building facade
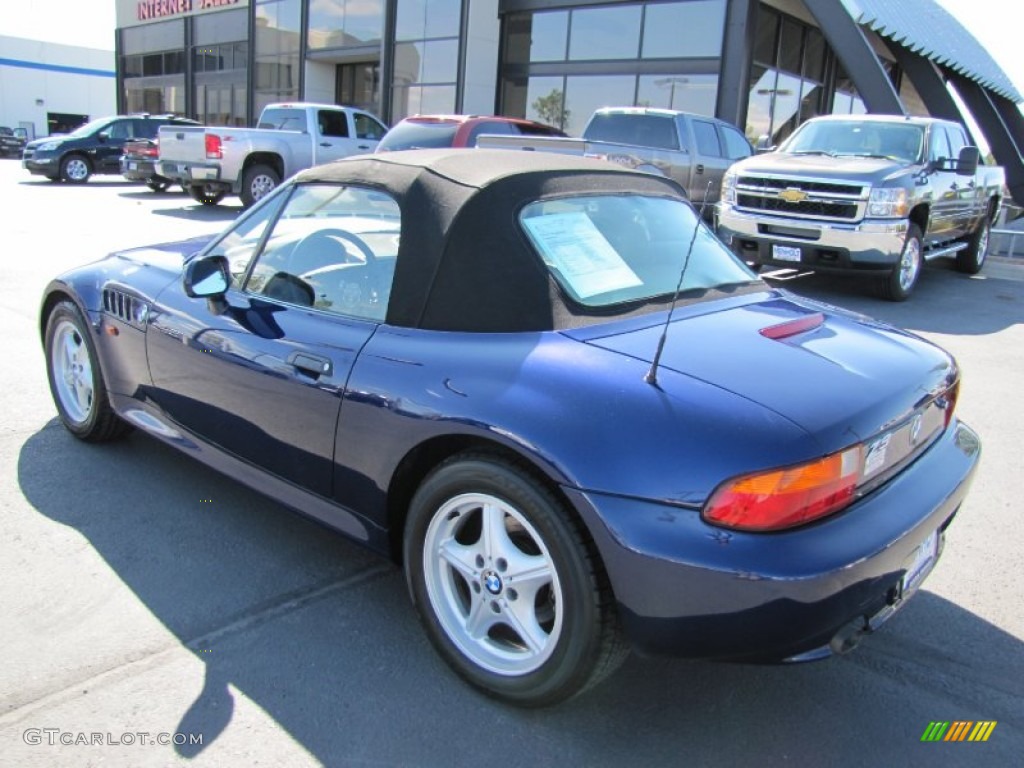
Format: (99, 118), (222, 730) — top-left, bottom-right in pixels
(0, 36), (116, 139)
(112, 0), (1024, 203)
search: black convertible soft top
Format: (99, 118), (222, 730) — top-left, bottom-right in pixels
(293, 149), (693, 332)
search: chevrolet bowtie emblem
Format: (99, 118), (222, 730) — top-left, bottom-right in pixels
(779, 188), (807, 203)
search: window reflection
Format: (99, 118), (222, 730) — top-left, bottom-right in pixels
(308, 0), (383, 50)
(395, 0), (461, 41)
(390, 0), (461, 121)
(642, 1), (726, 59)
(636, 75), (718, 115)
(568, 6), (641, 61)
(563, 76), (636, 136)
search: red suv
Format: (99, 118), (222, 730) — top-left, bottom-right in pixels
(376, 115), (565, 152)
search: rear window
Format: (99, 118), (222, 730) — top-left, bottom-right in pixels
(258, 109), (308, 132)
(377, 120), (460, 151)
(585, 114), (679, 151)
(520, 194), (755, 307)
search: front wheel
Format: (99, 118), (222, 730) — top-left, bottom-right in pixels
(60, 154), (91, 183)
(404, 454), (627, 707)
(879, 223), (923, 301)
(44, 300), (131, 441)
(956, 217), (990, 274)
(240, 163), (281, 208)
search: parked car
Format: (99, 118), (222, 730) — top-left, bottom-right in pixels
(716, 114), (1005, 300)
(120, 137), (185, 192)
(0, 126), (27, 157)
(476, 107), (753, 211)
(40, 149), (979, 707)
(375, 114), (565, 152)
(22, 114), (198, 184)
(157, 102), (387, 207)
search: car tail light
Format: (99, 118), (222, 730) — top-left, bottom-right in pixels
(940, 380), (959, 429)
(704, 447), (863, 532)
(205, 134), (222, 159)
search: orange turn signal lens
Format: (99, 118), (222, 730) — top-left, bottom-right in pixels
(704, 447), (863, 532)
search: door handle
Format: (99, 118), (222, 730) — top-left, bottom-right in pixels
(319, 142), (333, 147)
(287, 351), (333, 378)
(696, 164), (705, 174)
(358, 144), (370, 150)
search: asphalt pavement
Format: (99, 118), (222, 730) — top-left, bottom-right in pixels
(0, 158), (1021, 767)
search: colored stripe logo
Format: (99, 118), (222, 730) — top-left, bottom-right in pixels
(921, 721), (997, 742)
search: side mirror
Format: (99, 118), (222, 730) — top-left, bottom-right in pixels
(755, 134), (774, 153)
(97, 131), (109, 143)
(956, 145), (980, 176)
(184, 255), (230, 298)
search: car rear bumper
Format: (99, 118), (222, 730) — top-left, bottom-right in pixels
(567, 420), (980, 661)
(717, 203), (909, 272)
(120, 158), (160, 181)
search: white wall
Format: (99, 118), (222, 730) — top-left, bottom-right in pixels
(304, 60), (336, 106)
(460, 0), (500, 115)
(0, 36), (116, 138)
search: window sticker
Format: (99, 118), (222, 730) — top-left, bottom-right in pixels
(521, 212), (642, 299)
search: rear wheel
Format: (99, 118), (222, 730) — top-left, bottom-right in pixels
(956, 217), (990, 274)
(188, 185), (226, 206)
(240, 164), (280, 208)
(60, 154), (91, 183)
(879, 223), (922, 301)
(44, 300), (131, 441)
(404, 453), (627, 707)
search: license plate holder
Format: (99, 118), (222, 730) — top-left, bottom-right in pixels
(773, 244), (802, 263)
(901, 530), (939, 595)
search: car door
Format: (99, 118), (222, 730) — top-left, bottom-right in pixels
(95, 118), (132, 173)
(146, 182), (401, 498)
(942, 124), (981, 235)
(925, 125), (960, 242)
(689, 118), (732, 207)
(313, 109), (384, 164)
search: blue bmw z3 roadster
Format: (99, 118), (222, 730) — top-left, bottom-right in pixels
(41, 149), (980, 706)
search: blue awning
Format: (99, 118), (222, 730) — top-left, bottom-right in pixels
(840, 0), (1022, 103)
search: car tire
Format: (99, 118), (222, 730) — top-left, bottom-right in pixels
(146, 179), (172, 192)
(404, 453), (627, 707)
(44, 300), (131, 442)
(188, 185), (226, 206)
(879, 223), (923, 301)
(956, 216), (990, 275)
(59, 154), (92, 184)
(240, 164), (280, 208)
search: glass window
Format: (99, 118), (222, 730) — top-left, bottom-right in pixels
(529, 11), (569, 62)
(395, 0), (461, 41)
(929, 125), (951, 162)
(525, 77), (568, 130)
(258, 108), (308, 131)
(318, 110), (349, 138)
(693, 120), (721, 156)
(944, 125), (967, 157)
(563, 75), (636, 136)
(587, 113), (679, 150)
(636, 75), (718, 115)
(354, 113), (386, 140)
(753, 8), (779, 65)
(308, 0), (383, 49)
(778, 18), (802, 75)
(569, 6), (642, 61)
(720, 125), (752, 160)
(520, 195), (754, 308)
(244, 184), (401, 321)
(642, 1), (727, 59)
(204, 187), (291, 288)
(122, 20), (183, 56)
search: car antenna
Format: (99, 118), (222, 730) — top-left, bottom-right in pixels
(645, 181), (714, 388)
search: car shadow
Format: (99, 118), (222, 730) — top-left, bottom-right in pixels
(18, 178), (142, 188)
(761, 260), (1023, 336)
(150, 203), (242, 223)
(117, 189), (189, 200)
(16, 421), (1024, 766)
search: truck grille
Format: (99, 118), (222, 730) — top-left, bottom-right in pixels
(734, 175), (868, 222)
(737, 195), (859, 219)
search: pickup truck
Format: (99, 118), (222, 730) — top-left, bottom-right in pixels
(157, 103), (388, 207)
(475, 107), (753, 211)
(716, 114), (1005, 300)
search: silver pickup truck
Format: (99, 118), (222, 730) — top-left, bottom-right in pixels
(476, 107), (753, 211)
(157, 103), (387, 207)
(716, 114), (1005, 300)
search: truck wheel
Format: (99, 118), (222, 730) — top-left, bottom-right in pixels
(956, 217), (990, 274)
(879, 224), (923, 302)
(60, 154), (92, 183)
(240, 164), (280, 208)
(188, 185), (226, 206)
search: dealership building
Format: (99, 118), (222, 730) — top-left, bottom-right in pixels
(113, 0), (1024, 203)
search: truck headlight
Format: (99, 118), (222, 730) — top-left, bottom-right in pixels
(868, 188), (909, 218)
(721, 170), (737, 205)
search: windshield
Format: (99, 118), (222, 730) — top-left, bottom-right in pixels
(782, 120), (924, 163)
(520, 195), (757, 308)
(65, 117), (114, 138)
